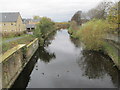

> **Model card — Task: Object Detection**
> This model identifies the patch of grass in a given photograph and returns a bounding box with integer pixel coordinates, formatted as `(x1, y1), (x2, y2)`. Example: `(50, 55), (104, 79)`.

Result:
(2, 34), (28, 42)
(1, 35), (35, 54)
(2, 31), (26, 38)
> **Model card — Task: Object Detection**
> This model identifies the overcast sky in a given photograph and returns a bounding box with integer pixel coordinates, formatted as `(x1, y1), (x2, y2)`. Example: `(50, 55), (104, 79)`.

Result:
(0, 0), (118, 22)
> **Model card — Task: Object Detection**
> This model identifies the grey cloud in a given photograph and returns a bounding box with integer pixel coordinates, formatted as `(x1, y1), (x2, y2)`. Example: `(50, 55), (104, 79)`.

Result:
(0, 0), (117, 22)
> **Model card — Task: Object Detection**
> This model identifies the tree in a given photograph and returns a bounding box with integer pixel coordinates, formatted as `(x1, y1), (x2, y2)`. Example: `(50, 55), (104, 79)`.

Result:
(33, 16), (41, 20)
(34, 17), (55, 39)
(87, 1), (114, 19)
(107, 2), (119, 32)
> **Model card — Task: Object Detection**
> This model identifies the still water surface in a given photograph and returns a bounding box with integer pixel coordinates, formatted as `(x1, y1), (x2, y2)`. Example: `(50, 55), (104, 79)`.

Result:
(12, 29), (119, 88)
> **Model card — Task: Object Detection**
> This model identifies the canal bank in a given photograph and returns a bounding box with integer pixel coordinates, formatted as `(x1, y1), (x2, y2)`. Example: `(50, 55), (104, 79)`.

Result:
(0, 38), (39, 89)
(68, 30), (120, 70)
(11, 29), (119, 88)
(104, 34), (120, 70)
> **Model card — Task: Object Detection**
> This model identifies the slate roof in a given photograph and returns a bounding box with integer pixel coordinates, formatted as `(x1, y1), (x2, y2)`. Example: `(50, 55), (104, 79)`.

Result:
(26, 24), (36, 28)
(0, 12), (20, 22)
(22, 18), (41, 24)
(31, 19), (41, 22)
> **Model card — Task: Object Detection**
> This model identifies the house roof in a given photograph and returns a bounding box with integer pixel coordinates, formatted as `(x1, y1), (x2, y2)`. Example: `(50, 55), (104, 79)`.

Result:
(26, 24), (36, 28)
(31, 19), (41, 22)
(0, 12), (20, 22)
(22, 18), (41, 24)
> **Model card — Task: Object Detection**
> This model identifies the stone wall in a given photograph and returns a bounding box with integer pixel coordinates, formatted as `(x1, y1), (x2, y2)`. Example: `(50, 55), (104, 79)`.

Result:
(0, 38), (39, 89)
(104, 34), (120, 70)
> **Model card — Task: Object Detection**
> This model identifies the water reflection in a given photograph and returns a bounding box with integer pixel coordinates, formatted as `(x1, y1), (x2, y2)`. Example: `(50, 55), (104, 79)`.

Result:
(78, 50), (119, 87)
(38, 46), (56, 63)
(39, 31), (57, 63)
(44, 31), (57, 47)
(11, 49), (39, 89)
(11, 31), (57, 88)
(70, 37), (84, 48)
(11, 30), (119, 88)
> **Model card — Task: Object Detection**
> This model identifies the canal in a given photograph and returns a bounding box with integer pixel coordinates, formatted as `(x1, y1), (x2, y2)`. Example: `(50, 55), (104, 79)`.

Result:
(12, 29), (119, 88)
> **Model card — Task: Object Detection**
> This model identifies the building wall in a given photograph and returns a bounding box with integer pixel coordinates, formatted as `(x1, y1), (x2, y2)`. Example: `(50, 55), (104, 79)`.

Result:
(0, 22), (2, 33)
(0, 14), (25, 33)
(0, 22), (17, 33)
(16, 15), (25, 32)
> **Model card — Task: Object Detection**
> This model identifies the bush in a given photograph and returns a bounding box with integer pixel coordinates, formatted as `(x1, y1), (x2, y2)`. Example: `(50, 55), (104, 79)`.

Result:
(79, 19), (110, 50)
(68, 21), (79, 38)
(107, 2), (119, 33)
(69, 19), (110, 51)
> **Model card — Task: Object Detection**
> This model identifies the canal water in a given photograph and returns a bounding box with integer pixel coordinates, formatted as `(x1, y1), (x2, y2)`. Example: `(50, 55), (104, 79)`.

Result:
(12, 29), (119, 88)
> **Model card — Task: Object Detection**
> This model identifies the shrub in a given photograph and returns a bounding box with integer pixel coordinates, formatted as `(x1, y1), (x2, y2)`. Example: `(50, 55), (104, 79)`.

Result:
(107, 2), (119, 33)
(79, 19), (110, 50)
(68, 21), (79, 38)
(69, 19), (110, 51)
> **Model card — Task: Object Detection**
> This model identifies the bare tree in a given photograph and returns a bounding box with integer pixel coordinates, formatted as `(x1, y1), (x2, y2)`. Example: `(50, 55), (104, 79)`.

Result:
(87, 1), (114, 19)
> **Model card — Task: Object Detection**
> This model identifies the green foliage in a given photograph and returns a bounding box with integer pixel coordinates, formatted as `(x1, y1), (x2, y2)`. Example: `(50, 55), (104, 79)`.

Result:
(2, 43), (10, 54)
(69, 19), (110, 51)
(1, 35), (35, 54)
(33, 25), (42, 38)
(2, 31), (26, 38)
(33, 16), (41, 20)
(68, 21), (79, 38)
(34, 17), (55, 39)
(55, 22), (70, 29)
(107, 2), (119, 32)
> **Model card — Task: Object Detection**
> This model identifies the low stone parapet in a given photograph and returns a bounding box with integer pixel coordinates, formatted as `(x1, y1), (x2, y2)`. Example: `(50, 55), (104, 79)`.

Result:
(0, 38), (39, 89)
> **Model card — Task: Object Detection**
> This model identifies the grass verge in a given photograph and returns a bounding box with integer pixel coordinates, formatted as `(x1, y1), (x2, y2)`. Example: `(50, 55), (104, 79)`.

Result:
(1, 35), (35, 54)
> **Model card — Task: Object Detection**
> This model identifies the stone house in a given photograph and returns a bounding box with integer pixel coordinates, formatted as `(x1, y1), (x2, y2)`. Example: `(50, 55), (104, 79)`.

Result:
(0, 12), (25, 33)
(23, 18), (40, 33)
